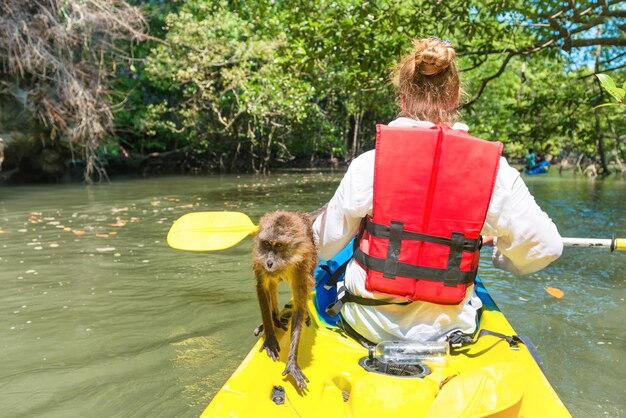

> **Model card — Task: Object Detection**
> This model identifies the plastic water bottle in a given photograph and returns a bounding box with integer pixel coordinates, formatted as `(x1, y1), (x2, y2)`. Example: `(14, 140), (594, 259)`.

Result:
(370, 340), (449, 364)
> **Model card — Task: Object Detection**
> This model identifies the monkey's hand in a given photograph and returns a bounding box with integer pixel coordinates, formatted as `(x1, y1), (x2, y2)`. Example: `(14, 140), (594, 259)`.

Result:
(260, 335), (280, 361)
(283, 361), (309, 390)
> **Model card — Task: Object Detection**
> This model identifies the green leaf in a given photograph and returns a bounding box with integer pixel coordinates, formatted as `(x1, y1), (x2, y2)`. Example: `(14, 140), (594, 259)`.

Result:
(596, 74), (625, 102)
(596, 73), (616, 89)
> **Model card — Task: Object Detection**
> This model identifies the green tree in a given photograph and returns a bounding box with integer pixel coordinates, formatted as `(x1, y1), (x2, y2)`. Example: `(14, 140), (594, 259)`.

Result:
(140, 2), (315, 173)
(115, 0), (625, 175)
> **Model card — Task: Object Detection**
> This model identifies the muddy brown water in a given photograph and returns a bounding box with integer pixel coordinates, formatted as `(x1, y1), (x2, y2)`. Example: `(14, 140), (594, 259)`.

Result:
(0, 172), (624, 417)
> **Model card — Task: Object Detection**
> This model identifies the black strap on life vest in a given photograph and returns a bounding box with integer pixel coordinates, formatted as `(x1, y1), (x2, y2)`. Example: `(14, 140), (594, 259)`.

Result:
(354, 246), (476, 286)
(363, 218), (480, 251)
(355, 217), (480, 287)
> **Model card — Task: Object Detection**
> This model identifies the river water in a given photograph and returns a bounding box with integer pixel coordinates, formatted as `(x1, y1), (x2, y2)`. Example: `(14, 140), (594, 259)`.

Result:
(0, 172), (624, 417)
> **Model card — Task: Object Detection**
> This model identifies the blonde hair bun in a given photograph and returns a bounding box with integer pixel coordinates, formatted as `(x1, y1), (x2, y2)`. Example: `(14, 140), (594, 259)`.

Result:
(413, 37), (455, 76)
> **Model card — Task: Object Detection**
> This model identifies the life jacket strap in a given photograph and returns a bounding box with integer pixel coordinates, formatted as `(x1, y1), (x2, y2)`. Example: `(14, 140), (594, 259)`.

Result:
(358, 217), (479, 287)
(354, 246), (477, 286)
(364, 217), (480, 251)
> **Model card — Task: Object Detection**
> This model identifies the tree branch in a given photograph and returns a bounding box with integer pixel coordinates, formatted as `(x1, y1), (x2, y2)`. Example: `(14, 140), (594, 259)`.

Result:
(457, 0), (626, 105)
(462, 53), (517, 109)
(579, 62), (626, 78)
(569, 37), (626, 47)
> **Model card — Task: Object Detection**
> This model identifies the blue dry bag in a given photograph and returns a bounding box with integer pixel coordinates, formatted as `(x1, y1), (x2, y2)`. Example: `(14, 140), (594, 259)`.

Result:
(313, 239), (354, 326)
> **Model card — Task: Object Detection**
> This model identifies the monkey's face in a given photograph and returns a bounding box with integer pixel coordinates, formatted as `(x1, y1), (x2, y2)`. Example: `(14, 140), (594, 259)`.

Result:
(257, 239), (290, 273)
(253, 211), (312, 275)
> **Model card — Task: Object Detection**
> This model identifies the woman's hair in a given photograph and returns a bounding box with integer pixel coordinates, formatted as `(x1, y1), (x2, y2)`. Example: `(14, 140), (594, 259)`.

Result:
(392, 37), (460, 125)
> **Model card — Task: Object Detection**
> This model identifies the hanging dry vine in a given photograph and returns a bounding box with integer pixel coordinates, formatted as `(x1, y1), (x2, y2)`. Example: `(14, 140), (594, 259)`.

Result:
(0, 0), (147, 182)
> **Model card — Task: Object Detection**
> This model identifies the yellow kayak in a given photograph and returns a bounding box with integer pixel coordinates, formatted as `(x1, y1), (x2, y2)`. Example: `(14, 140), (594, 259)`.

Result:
(201, 279), (570, 417)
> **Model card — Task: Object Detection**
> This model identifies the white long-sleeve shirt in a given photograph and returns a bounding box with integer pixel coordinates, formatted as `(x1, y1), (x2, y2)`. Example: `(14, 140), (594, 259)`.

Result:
(313, 117), (563, 343)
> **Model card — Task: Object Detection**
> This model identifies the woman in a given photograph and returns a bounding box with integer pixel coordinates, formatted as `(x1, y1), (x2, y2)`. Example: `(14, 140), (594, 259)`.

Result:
(312, 37), (562, 344)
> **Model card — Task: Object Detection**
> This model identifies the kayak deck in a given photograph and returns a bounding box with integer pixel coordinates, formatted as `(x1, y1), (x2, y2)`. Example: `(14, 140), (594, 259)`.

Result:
(201, 281), (570, 417)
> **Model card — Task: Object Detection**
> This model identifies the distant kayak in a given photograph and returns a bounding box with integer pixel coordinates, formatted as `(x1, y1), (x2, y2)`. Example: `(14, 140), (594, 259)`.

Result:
(525, 160), (550, 175)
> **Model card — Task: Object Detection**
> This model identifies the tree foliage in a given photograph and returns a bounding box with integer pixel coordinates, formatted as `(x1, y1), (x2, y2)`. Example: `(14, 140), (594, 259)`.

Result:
(1, 0), (625, 181)
(141, 2), (315, 173)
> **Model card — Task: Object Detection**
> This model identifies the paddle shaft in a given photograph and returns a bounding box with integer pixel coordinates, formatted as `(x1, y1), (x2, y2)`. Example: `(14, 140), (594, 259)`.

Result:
(168, 210), (625, 253)
(562, 237), (625, 252)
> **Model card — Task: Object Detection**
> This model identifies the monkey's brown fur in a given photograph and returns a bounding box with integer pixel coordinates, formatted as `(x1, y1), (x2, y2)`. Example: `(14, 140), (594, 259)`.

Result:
(252, 210), (317, 390)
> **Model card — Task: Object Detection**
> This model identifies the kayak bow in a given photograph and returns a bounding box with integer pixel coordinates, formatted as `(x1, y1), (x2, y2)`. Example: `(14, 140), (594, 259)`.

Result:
(200, 278), (570, 418)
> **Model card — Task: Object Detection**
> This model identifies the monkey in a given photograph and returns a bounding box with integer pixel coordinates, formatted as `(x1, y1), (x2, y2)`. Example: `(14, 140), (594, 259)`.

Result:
(252, 209), (320, 390)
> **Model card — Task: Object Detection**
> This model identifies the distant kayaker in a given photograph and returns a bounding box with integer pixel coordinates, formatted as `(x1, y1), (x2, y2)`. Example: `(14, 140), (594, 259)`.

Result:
(312, 37), (563, 345)
(525, 148), (537, 170)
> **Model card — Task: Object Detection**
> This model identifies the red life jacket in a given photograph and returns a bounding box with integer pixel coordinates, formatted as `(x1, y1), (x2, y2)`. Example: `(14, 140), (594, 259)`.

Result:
(354, 124), (503, 305)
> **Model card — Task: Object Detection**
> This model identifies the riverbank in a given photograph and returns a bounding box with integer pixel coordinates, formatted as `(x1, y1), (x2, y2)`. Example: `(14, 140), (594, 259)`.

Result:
(0, 137), (346, 185)
(1, 138), (624, 186)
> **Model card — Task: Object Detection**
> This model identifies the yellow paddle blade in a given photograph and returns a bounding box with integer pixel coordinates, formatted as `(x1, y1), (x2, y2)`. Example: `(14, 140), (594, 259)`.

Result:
(167, 211), (258, 252)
